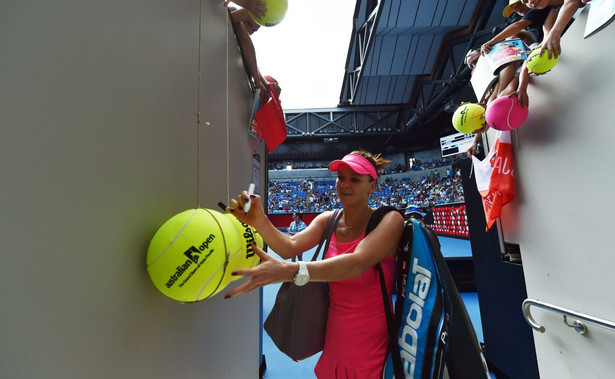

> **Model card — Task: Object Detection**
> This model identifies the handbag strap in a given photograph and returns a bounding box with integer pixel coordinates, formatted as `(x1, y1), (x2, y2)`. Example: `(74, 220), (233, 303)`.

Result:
(306, 209), (342, 262)
(367, 206), (405, 379)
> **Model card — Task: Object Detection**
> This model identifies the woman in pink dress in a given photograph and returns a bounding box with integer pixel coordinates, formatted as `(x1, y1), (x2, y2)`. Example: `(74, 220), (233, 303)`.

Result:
(224, 150), (405, 378)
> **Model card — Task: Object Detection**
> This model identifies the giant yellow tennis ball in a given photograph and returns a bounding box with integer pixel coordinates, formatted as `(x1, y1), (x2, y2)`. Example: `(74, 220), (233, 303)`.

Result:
(526, 48), (559, 74)
(249, 0), (288, 27)
(146, 208), (260, 302)
(452, 103), (485, 134)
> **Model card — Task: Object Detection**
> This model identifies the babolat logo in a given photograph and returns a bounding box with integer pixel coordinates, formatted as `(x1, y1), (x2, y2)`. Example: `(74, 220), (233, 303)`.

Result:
(165, 233), (216, 289)
(238, 221), (256, 258)
(399, 257), (432, 377)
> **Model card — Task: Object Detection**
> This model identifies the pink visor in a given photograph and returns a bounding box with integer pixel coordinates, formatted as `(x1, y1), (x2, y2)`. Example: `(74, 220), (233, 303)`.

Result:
(329, 153), (377, 181)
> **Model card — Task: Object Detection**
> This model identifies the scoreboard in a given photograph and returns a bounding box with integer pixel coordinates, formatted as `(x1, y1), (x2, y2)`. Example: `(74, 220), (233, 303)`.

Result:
(440, 132), (476, 157)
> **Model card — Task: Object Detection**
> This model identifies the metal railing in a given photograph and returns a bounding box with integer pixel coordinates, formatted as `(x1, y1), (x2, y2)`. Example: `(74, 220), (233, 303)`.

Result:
(523, 298), (615, 335)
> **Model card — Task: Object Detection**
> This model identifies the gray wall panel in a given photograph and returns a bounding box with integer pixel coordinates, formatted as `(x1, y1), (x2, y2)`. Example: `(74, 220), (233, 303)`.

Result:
(0, 1), (265, 378)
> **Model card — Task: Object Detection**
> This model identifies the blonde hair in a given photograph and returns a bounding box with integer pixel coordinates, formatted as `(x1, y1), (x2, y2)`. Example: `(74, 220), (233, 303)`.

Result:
(350, 149), (391, 180)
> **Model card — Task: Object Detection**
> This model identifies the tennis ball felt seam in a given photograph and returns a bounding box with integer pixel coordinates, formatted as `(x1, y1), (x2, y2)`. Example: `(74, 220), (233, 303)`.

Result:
(195, 259), (227, 301)
(227, 245), (244, 261)
(201, 208), (231, 299)
(506, 97), (513, 130)
(147, 209), (197, 267)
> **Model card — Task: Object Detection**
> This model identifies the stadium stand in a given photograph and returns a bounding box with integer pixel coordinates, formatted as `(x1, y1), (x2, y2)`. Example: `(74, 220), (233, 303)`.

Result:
(267, 156), (470, 238)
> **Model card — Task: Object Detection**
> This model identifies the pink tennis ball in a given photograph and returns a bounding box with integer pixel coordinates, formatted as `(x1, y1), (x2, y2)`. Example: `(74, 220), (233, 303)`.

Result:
(485, 95), (528, 131)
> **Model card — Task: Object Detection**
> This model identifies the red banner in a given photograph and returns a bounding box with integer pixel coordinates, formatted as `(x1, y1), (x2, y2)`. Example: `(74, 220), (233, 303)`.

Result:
(253, 83), (287, 153)
(471, 131), (515, 231)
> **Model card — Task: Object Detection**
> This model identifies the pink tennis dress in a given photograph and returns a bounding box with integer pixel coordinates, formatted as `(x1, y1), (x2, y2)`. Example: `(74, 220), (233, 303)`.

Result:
(314, 232), (395, 379)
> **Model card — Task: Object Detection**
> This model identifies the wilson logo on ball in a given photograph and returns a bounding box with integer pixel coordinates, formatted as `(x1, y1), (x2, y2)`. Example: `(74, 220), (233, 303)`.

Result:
(238, 221), (257, 258)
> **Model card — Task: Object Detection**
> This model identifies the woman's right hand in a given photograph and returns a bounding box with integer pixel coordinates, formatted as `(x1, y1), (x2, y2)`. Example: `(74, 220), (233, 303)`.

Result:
(226, 191), (266, 228)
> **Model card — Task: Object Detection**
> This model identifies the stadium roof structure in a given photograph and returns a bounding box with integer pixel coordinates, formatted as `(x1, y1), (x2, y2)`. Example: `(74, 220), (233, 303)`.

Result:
(271, 0), (509, 161)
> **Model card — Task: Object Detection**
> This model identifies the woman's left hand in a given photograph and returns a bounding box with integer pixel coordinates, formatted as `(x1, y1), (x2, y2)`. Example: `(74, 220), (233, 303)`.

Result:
(224, 243), (293, 298)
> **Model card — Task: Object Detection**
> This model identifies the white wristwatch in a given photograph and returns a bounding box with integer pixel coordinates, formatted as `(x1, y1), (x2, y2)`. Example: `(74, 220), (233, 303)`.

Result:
(293, 261), (310, 286)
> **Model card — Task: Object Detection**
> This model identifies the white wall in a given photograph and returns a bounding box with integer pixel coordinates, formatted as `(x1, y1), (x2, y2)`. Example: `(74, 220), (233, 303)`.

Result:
(494, 7), (615, 378)
(0, 1), (265, 378)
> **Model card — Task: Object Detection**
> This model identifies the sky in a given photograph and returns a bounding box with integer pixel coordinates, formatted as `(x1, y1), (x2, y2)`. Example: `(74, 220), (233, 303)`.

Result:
(250, 0), (357, 110)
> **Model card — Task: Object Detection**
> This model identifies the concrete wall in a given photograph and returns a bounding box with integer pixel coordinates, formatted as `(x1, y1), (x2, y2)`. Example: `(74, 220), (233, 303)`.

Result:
(489, 7), (615, 378)
(0, 1), (265, 378)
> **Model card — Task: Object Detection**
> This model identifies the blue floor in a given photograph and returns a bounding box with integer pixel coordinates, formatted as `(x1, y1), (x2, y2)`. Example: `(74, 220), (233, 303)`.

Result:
(262, 236), (484, 378)
(439, 235), (473, 258)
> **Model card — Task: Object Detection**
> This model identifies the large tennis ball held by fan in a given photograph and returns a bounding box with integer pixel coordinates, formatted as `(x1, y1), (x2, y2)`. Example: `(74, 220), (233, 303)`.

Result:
(526, 47), (559, 74)
(146, 209), (235, 302)
(485, 95), (529, 131)
(249, 0), (288, 27)
(452, 103), (486, 134)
